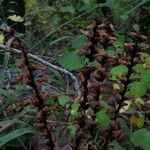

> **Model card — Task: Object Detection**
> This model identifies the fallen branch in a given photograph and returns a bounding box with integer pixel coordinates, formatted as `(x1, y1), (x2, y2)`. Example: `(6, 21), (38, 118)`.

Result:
(0, 44), (81, 96)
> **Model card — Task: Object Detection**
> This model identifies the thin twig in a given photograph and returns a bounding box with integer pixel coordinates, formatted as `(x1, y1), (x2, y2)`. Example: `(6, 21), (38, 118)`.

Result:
(0, 44), (81, 96)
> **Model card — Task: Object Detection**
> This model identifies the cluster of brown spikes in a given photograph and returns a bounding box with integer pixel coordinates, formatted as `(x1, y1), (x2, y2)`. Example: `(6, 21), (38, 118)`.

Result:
(2, 27), (55, 150)
(75, 17), (149, 150)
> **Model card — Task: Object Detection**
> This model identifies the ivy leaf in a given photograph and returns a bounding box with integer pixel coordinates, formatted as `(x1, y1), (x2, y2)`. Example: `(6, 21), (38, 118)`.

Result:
(8, 15), (23, 22)
(128, 64), (150, 98)
(131, 128), (150, 150)
(129, 82), (146, 98)
(57, 51), (85, 70)
(110, 65), (128, 80)
(96, 108), (111, 128)
(58, 95), (69, 106)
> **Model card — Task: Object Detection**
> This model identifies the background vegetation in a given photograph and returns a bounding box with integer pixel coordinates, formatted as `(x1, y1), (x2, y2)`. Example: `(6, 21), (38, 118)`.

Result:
(0, 0), (150, 150)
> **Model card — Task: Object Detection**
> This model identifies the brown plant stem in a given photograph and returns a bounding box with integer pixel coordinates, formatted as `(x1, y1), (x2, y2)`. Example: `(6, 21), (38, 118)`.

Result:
(19, 44), (54, 150)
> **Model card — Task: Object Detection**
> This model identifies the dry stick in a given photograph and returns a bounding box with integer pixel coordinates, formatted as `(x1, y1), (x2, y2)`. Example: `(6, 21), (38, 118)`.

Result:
(0, 44), (81, 96)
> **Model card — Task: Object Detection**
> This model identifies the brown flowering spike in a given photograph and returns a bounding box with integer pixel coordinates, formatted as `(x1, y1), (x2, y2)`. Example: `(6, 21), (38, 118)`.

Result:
(124, 43), (135, 50)
(128, 77), (141, 83)
(132, 69), (140, 74)
(97, 30), (109, 39)
(139, 35), (148, 41)
(80, 29), (92, 38)
(118, 58), (129, 65)
(128, 32), (138, 39)
(42, 91), (49, 101)
(17, 57), (26, 68)
(31, 64), (46, 71)
(36, 76), (49, 83)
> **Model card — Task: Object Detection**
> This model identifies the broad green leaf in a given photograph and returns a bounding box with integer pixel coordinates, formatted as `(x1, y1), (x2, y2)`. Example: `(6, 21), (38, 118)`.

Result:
(111, 65), (128, 80)
(71, 35), (87, 49)
(0, 34), (4, 44)
(0, 128), (35, 147)
(129, 82), (146, 98)
(128, 64), (150, 97)
(106, 46), (116, 56)
(130, 113), (145, 128)
(112, 35), (125, 48)
(57, 51), (85, 70)
(58, 95), (69, 106)
(71, 102), (80, 116)
(130, 128), (150, 150)
(96, 108), (111, 128)
(8, 15), (23, 22)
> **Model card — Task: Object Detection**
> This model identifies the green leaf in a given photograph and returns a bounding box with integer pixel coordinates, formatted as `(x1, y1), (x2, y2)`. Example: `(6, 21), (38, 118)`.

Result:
(68, 124), (77, 140)
(71, 102), (80, 116)
(133, 24), (140, 32)
(57, 51), (85, 70)
(3, 52), (10, 68)
(71, 35), (88, 49)
(60, 6), (75, 14)
(130, 113), (145, 128)
(0, 89), (16, 102)
(108, 140), (124, 150)
(52, 15), (61, 25)
(48, 36), (69, 47)
(130, 128), (150, 150)
(129, 82), (146, 98)
(105, 0), (115, 8)
(0, 128), (35, 147)
(128, 64), (150, 97)
(111, 65), (128, 80)
(96, 108), (111, 128)
(58, 95), (69, 106)
(8, 15), (23, 22)
(120, 15), (128, 21)
(112, 35), (125, 48)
